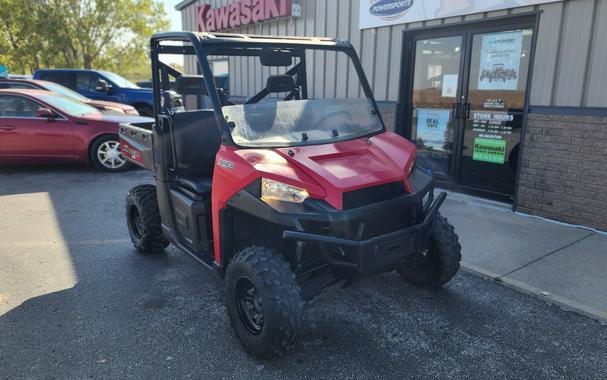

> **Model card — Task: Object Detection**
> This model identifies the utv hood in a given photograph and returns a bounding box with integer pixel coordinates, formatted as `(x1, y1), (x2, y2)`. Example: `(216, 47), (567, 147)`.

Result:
(275, 132), (416, 210)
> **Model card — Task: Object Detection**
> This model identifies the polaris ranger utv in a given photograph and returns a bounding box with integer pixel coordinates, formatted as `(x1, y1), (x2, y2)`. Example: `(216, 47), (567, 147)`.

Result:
(120, 32), (461, 359)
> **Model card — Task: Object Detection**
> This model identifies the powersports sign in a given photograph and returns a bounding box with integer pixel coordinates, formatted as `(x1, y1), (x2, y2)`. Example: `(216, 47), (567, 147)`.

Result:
(195, 0), (300, 32)
(360, 0), (560, 29)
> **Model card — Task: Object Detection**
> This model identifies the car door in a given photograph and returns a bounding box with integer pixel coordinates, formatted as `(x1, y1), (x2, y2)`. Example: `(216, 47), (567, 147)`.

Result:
(37, 71), (76, 90)
(0, 94), (75, 160)
(76, 72), (121, 102)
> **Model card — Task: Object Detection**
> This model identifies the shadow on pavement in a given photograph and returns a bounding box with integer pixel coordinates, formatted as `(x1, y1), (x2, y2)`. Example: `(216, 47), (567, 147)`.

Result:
(1, 165), (607, 379)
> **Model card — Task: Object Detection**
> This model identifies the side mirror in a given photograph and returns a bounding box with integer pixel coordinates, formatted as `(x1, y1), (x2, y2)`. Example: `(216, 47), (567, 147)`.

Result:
(36, 108), (58, 119)
(95, 79), (111, 93)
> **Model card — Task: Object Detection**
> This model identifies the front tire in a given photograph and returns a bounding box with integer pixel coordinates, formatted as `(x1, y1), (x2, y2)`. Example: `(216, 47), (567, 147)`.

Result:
(125, 185), (169, 254)
(90, 135), (131, 172)
(225, 247), (303, 360)
(396, 213), (461, 287)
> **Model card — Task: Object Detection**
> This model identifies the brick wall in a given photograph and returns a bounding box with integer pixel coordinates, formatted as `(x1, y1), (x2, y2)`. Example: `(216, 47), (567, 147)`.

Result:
(516, 113), (607, 231)
(377, 102), (397, 132)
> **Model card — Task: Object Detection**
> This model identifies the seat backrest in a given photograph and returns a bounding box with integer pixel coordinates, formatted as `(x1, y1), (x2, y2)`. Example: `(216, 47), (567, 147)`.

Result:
(171, 110), (221, 175)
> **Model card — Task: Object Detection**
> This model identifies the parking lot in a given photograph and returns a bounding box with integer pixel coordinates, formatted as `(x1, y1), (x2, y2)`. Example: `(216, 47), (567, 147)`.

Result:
(1, 165), (607, 379)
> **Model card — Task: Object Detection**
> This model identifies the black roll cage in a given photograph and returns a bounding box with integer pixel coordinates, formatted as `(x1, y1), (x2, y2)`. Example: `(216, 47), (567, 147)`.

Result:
(150, 31), (385, 147)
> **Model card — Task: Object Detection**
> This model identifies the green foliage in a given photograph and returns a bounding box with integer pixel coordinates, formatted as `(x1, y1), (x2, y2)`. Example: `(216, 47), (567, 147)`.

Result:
(0, 0), (170, 78)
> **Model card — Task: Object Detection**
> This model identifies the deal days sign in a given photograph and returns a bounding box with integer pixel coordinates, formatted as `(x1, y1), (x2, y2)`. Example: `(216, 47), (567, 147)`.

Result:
(195, 0), (299, 32)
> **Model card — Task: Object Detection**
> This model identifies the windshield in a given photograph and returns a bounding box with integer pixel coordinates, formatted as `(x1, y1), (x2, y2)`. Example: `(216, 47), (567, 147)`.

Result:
(100, 71), (140, 89)
(176, 45), (384, 148)
(224, 98), (382, 147)
(42, 82), (89, 101)
(37, 93), (100, 116)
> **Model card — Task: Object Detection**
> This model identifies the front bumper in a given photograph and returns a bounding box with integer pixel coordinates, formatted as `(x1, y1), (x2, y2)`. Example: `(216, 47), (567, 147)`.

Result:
(283, 190), (446, 273)
(226, 168), (443, 274)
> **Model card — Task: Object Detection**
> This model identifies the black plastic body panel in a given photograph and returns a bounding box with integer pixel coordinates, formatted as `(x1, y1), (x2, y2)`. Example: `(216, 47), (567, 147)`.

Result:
(169, 188), (212, 252)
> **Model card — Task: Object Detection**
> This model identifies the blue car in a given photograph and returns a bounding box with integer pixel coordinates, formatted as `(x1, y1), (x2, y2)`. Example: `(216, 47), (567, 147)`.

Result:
(33, 69), (181, 116)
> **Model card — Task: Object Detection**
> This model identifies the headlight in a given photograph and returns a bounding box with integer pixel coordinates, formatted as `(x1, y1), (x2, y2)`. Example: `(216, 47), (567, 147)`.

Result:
(261, 178), (309, 204)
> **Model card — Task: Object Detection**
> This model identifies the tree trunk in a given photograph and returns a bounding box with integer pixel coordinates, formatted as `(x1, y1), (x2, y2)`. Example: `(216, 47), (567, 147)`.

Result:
(83, 54), (92, 69)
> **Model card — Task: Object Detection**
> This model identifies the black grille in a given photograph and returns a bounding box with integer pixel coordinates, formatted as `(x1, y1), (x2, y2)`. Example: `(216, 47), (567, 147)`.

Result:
(342, 181), (406, 210)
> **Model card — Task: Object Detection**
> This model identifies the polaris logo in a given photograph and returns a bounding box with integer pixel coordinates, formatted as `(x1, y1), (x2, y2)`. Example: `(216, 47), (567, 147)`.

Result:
(369, 0), (413, 20)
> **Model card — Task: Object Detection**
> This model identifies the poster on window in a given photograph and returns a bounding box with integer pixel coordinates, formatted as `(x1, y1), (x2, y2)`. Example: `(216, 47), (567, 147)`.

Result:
(416, 108), (450, 152)
(477, 31), (523, 91)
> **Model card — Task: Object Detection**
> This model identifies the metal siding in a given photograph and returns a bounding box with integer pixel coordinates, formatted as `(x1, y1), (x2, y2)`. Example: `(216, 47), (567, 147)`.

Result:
(324, 0), (338, 98)
(553, 0), (595, 106)
(511, 5), (537, 13)
(347, 1), (362, 98)
(388, 24), (407, 101)
(335, 0), (351, 98)
(374, 27), (391, 101)
(530, 1), (564, 105)
(177, 0), (607, 107)
(361, 29), (376, 97)
(314, 0), (327, 98)
(585, 0), (607, 107)
(303, 0), (316, 97)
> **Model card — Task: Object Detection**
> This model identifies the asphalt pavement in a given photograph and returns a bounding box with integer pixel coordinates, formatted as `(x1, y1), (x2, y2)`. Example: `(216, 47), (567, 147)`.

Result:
(1, 165), (606, 379)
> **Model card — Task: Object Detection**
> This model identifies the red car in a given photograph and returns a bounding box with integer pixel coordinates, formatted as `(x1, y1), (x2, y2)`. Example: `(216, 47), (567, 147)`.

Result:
(0, 89), (153, 171)
(0, 78), (139, 115)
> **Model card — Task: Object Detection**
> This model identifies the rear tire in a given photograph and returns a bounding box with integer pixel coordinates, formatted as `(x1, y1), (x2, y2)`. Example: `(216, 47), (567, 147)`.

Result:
(396, 213), (461, 287)
(225, 246), (303, 360)
(125, 184), (169, 254)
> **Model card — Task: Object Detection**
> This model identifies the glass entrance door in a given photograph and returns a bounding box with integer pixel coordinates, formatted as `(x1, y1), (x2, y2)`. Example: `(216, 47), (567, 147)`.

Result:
(458, 28), (534, 195)
(410, 35), (463, 180)
(405, 22), (535, 198)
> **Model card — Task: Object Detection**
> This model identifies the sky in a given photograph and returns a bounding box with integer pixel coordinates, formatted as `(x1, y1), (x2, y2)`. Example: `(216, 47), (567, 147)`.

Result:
(161, 0), (183, 31)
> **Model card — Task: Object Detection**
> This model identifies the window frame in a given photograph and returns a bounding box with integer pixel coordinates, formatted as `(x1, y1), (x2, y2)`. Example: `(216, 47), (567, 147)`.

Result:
(0, 94), (68, 120)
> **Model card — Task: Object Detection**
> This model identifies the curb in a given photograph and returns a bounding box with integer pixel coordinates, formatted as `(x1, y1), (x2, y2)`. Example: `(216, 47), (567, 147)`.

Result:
(461, 263), (607, 324)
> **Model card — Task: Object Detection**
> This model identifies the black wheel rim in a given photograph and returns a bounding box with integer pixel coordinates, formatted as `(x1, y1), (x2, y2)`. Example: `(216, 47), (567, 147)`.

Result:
(236, 277), (264, 335)
(130, 206), (144, 239)
(402, 241), (439, 280)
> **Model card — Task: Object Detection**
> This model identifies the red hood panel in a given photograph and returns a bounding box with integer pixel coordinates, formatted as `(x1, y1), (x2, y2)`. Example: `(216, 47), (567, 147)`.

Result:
(276, 132), (416, 209)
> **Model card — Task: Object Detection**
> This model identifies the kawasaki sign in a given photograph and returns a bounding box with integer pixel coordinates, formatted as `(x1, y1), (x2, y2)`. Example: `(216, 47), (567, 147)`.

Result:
(195, 0), (300, 33)
(360, 0), (560, 29)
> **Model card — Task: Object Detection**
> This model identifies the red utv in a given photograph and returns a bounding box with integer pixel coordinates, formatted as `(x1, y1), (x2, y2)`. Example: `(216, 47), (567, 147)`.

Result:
(120, 32), (461, 359)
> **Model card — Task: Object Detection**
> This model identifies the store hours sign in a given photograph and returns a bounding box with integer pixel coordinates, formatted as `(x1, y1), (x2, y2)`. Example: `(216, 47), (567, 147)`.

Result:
(360, 0), (560, 29)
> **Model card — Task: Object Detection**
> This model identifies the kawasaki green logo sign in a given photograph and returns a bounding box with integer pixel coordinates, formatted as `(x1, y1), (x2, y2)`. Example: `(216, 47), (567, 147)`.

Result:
(473, 138), (506, 164)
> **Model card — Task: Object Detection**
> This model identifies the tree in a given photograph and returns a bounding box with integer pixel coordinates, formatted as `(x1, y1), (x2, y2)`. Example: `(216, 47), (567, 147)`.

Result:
(0, 0), (170, 77)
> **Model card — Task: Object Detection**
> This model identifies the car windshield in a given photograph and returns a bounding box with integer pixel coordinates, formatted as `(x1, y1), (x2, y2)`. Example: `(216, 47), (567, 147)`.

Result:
(223, 98), (382, 147)
(178, 45), (384, 148)
(101, 71), (140, 89)
(42, 82), (89, 102)
(37, 93), (100, 116)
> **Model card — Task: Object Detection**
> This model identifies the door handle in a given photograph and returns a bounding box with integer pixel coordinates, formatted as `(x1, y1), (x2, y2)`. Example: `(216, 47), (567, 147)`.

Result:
(453, 102), (462, 119)
(0, 125), (15, 131)
(463, 103), (471, 119)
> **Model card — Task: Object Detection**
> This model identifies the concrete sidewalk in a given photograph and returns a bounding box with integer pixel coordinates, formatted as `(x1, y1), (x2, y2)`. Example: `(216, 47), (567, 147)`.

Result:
(440, 191), (607, 322)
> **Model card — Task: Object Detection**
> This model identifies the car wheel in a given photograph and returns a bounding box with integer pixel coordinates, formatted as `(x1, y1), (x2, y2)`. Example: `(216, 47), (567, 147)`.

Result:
(396, 213), (461, 287)
(125, 184), (169, 254)
(90, 135), (131, 172)
(225, 246), (303, 360)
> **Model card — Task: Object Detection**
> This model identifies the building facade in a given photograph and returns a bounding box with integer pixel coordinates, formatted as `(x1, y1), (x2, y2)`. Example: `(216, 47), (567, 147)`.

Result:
(176, 0), (607, 232)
